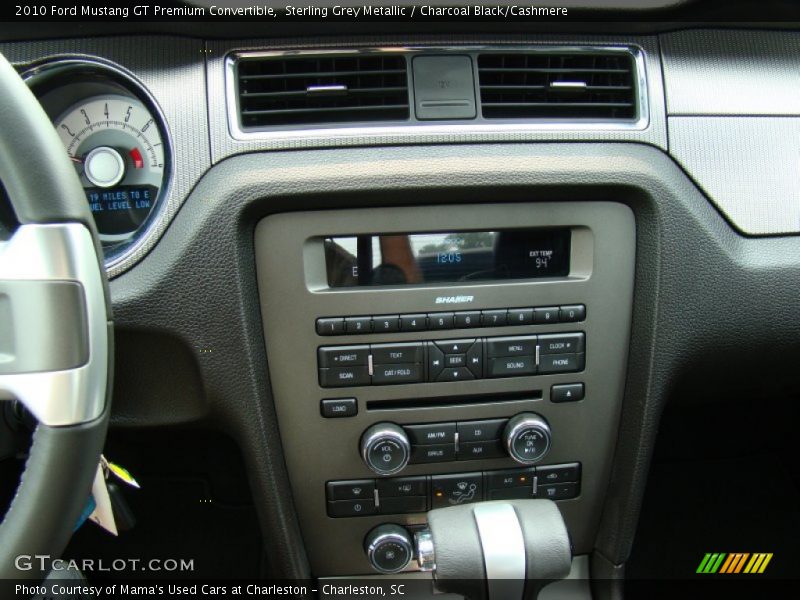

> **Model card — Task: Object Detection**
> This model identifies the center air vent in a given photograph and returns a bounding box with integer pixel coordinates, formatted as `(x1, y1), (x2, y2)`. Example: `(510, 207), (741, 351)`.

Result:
(477, 52), (637, 120)
(236, 54), (410, 128)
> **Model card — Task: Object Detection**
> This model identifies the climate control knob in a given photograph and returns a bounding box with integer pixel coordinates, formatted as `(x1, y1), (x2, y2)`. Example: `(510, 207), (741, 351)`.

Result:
(365, 524), (413, 574)
(360, 423), (411, 476)
(504, 413), (552, 465)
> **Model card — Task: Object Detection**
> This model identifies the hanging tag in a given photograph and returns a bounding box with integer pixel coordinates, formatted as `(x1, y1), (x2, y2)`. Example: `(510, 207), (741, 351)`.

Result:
(100, 454), (141, 489)
(88, 463), (118, 536)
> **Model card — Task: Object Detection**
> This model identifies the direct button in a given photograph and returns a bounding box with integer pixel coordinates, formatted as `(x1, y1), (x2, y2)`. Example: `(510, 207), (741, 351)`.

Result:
(371, 343), (424, 365)
(372, 364), (423, 385)
(326, 479), (376, 501)
(405, 423), (456, 445)
(319, 366), (370, 387)
(486, 336), (537, 358)
(318, 345), (369, 367)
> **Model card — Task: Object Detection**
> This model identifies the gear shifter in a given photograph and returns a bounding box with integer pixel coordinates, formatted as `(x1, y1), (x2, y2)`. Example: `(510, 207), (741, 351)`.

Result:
(414, 499), (572, 600)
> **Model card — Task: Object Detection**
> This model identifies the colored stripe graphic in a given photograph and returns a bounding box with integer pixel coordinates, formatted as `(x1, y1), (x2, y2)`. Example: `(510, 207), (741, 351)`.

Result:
(698, 552), (773, 574)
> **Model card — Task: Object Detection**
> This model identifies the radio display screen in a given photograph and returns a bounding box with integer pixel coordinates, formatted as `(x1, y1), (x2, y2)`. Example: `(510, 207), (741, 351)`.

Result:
(324, 228), (571, 287)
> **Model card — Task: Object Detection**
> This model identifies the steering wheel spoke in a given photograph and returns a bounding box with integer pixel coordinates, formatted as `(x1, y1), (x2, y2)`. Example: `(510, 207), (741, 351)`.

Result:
(0, 223), (108, 426)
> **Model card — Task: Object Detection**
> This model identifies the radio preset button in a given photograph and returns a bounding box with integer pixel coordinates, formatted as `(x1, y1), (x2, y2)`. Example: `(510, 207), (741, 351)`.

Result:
(454, 311), (481, 328)
(428, 312), (455, 330)
(488, 356), (537, 378)
(481, 309), (508, 327)
(371, 343), (424, 364)
(319, 366), (370, 387)
(317, 345), (370, 367)
(400, 314), (428, 331)
(345, 316), (373, 334)
(405, 423), (456, 445)
(533, 307), (560, 324)
(372, 364), (423, 385)
(486, 335), (536, 358)
(507, 308), (534, 325)
(559, 305), (586, 323)
(316, 317), (345, 336)
(373, 315), (400, 333)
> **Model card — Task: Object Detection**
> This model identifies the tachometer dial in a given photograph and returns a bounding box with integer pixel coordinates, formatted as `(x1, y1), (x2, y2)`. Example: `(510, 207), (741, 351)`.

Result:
(55, 95), (165, 242)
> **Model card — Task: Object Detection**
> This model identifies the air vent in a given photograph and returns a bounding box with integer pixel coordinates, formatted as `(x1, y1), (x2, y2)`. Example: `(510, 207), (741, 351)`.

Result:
(237, 54), (410, 128)
(477, 52), (637, 120)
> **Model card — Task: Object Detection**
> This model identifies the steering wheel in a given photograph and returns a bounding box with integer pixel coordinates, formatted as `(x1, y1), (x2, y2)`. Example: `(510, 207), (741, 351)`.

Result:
(0, 53), (112, 580)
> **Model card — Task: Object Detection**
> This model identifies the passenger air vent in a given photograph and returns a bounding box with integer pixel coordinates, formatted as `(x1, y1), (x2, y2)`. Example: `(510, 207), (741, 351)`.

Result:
(477, 51), (637, 120)
(236, 54), (410, 128)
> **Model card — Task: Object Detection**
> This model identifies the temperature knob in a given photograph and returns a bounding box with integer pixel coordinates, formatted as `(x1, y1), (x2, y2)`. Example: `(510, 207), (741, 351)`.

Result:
(360, 423), (411, 476)
(365, 524), (413, 574)
(504, 413), (552, 465)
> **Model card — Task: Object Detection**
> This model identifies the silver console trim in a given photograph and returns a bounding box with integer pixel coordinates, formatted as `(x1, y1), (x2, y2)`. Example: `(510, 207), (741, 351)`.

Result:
(226, 45), (649, 142)
(473, 502), (526, 599)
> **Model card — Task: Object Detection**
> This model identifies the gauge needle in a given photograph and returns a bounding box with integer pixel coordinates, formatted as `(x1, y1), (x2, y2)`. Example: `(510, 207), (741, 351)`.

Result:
(70, 155), (84, 164)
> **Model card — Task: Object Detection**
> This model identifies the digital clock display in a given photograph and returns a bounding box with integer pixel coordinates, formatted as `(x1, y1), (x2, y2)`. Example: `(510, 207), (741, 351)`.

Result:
(324, 228), (571, 287)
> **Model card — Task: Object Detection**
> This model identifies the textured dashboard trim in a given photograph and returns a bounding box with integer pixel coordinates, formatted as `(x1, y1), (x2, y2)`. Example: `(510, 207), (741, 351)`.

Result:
(207, 33), (667, 163)
(669, 116), (800, 236)
(0, 36), (212, 279)
(660, 30), (800, 116)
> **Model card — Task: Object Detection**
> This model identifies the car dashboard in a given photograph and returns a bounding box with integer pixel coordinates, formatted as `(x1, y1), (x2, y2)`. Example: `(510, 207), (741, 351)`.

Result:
(1, 13), (799, 594)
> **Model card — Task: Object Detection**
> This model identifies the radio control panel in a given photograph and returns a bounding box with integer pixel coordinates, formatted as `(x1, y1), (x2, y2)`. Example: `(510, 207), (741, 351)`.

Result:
(255, 201), (635, 575)
(318, 332), (586, 387)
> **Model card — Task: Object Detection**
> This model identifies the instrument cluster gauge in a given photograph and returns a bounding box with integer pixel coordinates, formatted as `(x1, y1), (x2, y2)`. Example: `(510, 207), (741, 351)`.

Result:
(22, 57), (172, 270)
(55, 95), (165, 244)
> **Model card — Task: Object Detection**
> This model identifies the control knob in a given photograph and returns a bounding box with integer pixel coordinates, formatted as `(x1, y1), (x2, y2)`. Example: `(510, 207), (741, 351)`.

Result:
(364, 524), (413, 574)
(360, 422), (411, 476)
(504, 413), (552, 465)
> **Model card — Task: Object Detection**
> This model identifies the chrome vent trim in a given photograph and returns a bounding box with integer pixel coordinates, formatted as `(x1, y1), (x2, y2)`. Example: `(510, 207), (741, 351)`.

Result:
(237, 53), (410, 128)
(226, 46), (649, 140)
(477, 51), (637, 120)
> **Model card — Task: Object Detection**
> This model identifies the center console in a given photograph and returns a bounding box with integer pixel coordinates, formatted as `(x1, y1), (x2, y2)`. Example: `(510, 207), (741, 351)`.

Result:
(255, 201), (635, 576)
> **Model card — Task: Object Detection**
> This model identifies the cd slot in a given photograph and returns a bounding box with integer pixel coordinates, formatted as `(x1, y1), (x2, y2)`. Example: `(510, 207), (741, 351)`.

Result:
(367, 390), (542, 411)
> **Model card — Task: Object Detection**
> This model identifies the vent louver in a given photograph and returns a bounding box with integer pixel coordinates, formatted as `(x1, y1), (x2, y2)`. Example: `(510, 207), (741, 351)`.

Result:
(477, 52), (637, 120)
(237, 54), (410, 128)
